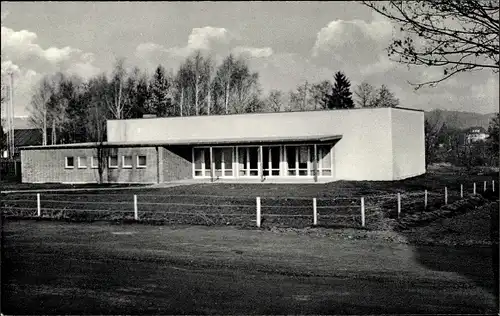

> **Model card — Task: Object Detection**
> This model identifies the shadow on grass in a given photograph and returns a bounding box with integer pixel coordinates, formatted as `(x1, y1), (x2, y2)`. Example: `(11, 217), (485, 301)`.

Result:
(396, 190), (499, 309)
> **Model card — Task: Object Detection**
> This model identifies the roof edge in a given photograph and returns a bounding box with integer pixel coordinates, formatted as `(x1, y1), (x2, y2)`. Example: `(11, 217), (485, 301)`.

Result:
(19, 135), (344, 150)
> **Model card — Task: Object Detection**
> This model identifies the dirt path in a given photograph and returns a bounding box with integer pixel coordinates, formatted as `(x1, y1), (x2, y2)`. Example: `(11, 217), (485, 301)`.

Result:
(1, 220), (497, 314)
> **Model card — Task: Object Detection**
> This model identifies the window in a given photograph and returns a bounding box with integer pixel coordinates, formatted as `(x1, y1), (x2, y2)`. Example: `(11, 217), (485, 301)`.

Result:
(318, 145), (333, 176)
(77, 157), (87, 169)
(91, 156), (98, 169)
(108, 156), (118, 168)
(137, 155), (147, 168)
(65, 157), (75, 169)
(122, 155), (133, 168)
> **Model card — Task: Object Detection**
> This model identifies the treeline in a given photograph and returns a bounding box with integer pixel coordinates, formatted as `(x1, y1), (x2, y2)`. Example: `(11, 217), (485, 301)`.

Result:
(27, 51), (401, 145)
(425, 113), (500, 168)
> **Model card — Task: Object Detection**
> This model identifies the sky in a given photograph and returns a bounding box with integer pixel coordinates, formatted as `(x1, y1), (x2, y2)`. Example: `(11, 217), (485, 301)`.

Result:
(1, 1), (498, 118)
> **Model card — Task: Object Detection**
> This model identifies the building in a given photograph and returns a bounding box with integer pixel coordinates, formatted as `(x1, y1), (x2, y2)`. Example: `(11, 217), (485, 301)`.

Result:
(465, 126), (488, 144)
(19, 107), (426, 184)
(2, 116), (42, 158)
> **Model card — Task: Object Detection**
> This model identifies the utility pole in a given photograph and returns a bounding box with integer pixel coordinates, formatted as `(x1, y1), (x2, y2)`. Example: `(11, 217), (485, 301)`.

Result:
(8, 72), (14, 159)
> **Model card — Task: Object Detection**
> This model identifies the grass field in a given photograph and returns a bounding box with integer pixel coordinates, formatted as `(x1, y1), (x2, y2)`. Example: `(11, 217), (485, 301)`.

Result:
(1, 166), (498, 229)
(1, 165), (498, 314)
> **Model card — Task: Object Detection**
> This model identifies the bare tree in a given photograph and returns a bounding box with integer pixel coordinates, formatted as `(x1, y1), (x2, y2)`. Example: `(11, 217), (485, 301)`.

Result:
(265, 90), (284, 112)
(373, 84), (400, 108)
(309, 80), (332, 110)
(215, 54), (236, 114)
(106, 58), (128, 119)
(204, 56), (215, 115)
(362, 1), (499, 89)
(191, 51), (205, 116)
(230, 58), (261, 113)
(28, 76), (54, 146)
(354, 82), (376, 107)
(86, 75), (109, 183)
(425, 110), (446, 167)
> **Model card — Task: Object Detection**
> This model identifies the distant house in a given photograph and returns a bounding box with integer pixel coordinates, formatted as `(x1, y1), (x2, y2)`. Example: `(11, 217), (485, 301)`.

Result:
(2, 116), (42, 158)
(465, 126), (488, 144)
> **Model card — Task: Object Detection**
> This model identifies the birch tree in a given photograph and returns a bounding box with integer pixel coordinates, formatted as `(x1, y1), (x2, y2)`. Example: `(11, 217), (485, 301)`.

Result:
(203, 56), (215, 115)
(29, 76), (54, 145)
(215, 54), (236, 114)
(230, 58), (262, 113)
(106, 58), (128, 119)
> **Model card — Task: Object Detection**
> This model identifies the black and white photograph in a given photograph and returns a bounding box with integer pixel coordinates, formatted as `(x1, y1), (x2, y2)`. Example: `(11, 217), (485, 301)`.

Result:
(1, 1), (499, 315)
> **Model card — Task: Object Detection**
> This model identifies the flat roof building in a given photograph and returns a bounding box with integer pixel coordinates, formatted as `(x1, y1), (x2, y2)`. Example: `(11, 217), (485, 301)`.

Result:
(20, 107), (425, 184)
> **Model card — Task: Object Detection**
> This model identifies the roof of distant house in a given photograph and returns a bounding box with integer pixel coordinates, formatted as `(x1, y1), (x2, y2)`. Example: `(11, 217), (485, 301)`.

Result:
(1, 116), (34, 130)
(466, 126), (487, 134)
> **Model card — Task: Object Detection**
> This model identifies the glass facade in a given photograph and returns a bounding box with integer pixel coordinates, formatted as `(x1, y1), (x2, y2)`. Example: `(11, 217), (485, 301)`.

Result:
(192, 144), (334, 180)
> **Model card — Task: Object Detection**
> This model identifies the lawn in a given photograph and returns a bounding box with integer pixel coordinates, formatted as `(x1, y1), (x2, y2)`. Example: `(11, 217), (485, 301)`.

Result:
(1, 165), (498, 229)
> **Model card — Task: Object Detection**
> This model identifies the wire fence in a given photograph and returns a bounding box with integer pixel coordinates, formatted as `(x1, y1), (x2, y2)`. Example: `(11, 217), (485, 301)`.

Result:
(1, 179), (497, 228)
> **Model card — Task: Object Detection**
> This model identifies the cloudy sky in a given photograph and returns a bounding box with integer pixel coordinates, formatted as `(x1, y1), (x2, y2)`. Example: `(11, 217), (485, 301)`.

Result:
(1, 1), (498, 118)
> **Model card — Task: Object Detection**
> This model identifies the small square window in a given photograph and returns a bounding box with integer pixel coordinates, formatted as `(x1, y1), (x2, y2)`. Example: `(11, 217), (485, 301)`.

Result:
(77, 157), (87, 169)
(137, 155), (147, 168)
(65, 157), (74, 169)
(108, 156), (118, 168)
(122, 155), (133, 168)
(91, 156), (98, 169)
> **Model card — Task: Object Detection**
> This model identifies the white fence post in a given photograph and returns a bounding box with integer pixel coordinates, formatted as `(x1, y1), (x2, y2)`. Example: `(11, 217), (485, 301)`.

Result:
(397, 193), (401, 217)
(460, 184), (463, 198)
(493, 180), (496, 192)
(37, 193), (41, 217)
(361, 197), (365, 227)
(313, 198), (317, 226)
(484, 181), (487, 192)
(445, 187), (448, 205)
(134, 195), (138, 220)
(256, 197), (261, 228)
(424, 190), (428, 209)
(473, 182), (477, 195)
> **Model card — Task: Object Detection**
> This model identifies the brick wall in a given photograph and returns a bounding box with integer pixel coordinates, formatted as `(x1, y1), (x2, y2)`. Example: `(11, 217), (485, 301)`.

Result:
(162, 146), (192, 181)
(21, 146), (159, 183)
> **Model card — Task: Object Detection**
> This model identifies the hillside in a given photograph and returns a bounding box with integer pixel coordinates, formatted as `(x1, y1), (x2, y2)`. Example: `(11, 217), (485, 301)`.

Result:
(425, 110), (496, 131)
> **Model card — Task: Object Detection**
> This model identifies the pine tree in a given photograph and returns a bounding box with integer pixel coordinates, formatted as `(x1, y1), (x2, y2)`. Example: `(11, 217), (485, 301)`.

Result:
(326, 71), (354, 109)
(149, 65), (173, 117)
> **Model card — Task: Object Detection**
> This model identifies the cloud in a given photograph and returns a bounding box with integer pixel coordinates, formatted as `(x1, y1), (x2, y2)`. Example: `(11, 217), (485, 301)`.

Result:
(310, 15), (396, 78)
(232, 46), (273, 58)
(1, 26), (81, 64)
(135, 26), (233, 72)
(186, 27), (230, 51)
(1, 24), (101, 116)
(136, 26), (231, 61)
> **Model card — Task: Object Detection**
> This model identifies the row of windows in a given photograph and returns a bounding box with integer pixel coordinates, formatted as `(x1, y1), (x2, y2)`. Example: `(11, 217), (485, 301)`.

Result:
(65, 155), (147, 169)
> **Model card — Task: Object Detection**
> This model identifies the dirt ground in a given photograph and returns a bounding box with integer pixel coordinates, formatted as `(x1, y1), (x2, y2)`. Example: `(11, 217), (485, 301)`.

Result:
(1, 219), (497, 315)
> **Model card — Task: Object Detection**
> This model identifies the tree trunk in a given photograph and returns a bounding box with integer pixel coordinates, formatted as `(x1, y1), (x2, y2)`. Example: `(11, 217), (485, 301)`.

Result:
(43, 110), (47, 146)
(225, 82), (230, 114)
(195, 75), (200, 116)
(51, 120), (56, 145)
(207, 87), (211, 115)
(180, 88), (184, 117)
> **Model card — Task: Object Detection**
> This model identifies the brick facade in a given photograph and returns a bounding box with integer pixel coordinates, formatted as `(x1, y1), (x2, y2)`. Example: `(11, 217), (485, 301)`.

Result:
(21, 146), (160, 184)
